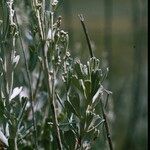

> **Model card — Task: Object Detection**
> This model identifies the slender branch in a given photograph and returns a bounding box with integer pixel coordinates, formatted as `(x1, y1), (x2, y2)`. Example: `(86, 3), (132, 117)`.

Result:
(32, 0), (44, 40)
(78, 14), (94, 58)
(42, 41), (63, 150)
(32, 1), (63, 148)
(100, 95), (113, 150)
(40, 9), (63, 149)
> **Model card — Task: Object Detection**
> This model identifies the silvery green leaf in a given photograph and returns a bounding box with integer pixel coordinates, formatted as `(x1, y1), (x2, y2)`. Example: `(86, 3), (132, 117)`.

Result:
(13, 55), (20, 68)
(19, 87), (29, 99)
(91, 70), (101, 97)
(10, 87), (23, 101)
(87, 115), (104, 132)
(84, 80), (91, 99)
(74, 60), (84, 79)
(92, 85), (103, 103)
(47, 29), (55, 41)
(0, 130), (8, 147)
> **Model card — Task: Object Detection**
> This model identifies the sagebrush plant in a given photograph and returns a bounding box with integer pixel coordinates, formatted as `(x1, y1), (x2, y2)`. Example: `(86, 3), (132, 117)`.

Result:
(0, 0), (113, 149)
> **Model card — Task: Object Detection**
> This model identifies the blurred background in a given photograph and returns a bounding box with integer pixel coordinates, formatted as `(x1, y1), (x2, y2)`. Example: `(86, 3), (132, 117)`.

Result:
(58, 0), (148, 149)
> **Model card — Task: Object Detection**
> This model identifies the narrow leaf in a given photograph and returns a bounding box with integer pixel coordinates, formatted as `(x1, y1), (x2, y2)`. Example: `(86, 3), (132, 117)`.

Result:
(0, 130), (8, 147)
(13, 55), (20, 68)
(10, 87), (23, 101)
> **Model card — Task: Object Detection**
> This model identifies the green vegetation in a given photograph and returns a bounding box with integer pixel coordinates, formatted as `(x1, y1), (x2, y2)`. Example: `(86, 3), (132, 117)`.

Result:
(0, 0), (115, 149)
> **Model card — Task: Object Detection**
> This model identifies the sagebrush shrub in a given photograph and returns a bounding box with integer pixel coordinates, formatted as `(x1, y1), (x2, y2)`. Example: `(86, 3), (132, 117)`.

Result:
(0, 0), (113, 149)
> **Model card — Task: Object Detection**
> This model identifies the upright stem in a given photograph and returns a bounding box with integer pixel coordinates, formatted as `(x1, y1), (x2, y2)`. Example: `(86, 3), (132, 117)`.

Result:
(52, 71), (63, 150)
(39, 8), (63, 149)
(42, 41), (63, 150)
(41, 11), (61, 149)
(33, 0), (44, 40)
(100, 96), (113, 150)
(78, 14), (94, 58)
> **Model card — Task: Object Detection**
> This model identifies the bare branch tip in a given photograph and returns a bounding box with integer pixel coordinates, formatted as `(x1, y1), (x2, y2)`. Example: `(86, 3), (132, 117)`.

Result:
(78, 14), (84, 21)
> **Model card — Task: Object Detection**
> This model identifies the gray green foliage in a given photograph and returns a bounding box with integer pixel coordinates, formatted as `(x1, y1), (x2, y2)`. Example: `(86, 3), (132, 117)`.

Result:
(0, 0), (113, 149)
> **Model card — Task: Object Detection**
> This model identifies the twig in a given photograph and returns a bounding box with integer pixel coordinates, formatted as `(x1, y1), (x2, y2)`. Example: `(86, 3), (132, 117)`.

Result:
(41, 41), (63, 150)
(33, 1), (63, 148)
(32, 0), (44, 40)
(100, 95), (113, 150)
(42, 9), (63, 150)
(78, 14), (94, 58)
